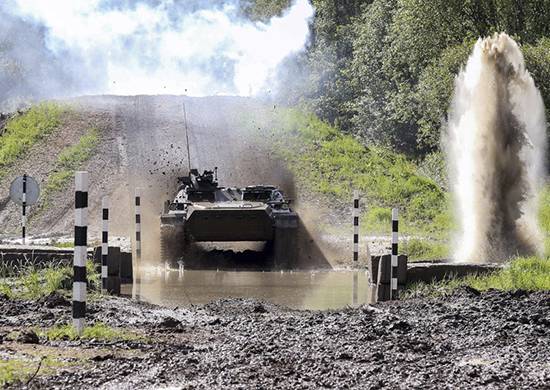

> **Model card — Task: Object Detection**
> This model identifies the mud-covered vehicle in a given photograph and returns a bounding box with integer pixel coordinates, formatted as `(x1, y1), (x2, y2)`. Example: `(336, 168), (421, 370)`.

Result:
(160, 168), (298, 268)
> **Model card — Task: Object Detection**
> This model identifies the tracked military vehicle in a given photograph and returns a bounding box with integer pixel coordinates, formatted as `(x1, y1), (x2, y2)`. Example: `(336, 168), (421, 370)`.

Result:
(160, 168), (298, 268)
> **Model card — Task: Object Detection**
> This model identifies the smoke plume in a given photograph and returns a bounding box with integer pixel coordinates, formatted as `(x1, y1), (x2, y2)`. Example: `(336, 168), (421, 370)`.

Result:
(445, 33), (547, 263)
(0, 0), (313, 109)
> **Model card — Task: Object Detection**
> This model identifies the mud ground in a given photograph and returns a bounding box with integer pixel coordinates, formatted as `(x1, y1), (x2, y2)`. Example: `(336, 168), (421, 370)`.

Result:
(1, 288), (549, 389)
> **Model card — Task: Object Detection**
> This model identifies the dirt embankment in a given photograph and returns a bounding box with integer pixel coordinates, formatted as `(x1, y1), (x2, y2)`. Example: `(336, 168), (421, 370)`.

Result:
(0, 95), (344, 267)
(2, 289), (550, 388)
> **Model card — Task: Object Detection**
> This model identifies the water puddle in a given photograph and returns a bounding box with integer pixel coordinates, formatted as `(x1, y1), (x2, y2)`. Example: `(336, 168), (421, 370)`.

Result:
(123, 270), (372, 310)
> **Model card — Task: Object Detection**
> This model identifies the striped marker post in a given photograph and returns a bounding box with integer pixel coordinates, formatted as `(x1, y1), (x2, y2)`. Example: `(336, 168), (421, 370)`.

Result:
(101, 196), (109, 291)
(133, 188), (142, 300)
(73, 171), (88, 335)
(22, 174), (27, 245)
(353, 190), (360, 262)
(391, 208), (399, 300)
(135, 189), (141, 263)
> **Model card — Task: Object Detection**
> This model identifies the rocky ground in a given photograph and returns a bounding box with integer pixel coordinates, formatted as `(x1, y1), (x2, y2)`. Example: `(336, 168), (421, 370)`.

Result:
(1, 288), (550, 389)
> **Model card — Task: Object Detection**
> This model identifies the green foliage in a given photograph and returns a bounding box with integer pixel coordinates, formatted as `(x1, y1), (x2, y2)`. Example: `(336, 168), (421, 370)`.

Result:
(415, 40), (474, 151)
(0, 356), (66, 387)
(45, 128), (99, 194)
(1, 260), (98, 300)
(404, 257), (550, 298)
(19, 265), (72, 300)
(240, 0), (291, 21)
(286, 0), (550, 156)
(273, 109), (448, 233)
(523, 37), (550, 119)
(44, 322), (140, 341)
(0, 103), (63, 174)
(0, 281), (13, 298)
(0, 359), (35, 387)
(402, 238), (449, 261)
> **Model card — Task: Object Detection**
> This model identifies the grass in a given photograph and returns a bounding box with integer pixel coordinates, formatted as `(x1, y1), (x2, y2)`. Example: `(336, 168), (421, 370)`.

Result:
(402, 238), (449, 261)
(43, 322), (141, 341)
(404, 257), (550, 298)
(263, 108), (450, 236)
(50, 240), (74, 248)
(0, 260), (99, 300)
(0, 358), (63, 387)
(0, 103), (63, 176)
(44, 128), (100, 195)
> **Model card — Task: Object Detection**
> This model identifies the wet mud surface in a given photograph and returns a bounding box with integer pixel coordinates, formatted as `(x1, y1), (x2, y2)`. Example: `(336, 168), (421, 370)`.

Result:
(1, 288), (550, 389)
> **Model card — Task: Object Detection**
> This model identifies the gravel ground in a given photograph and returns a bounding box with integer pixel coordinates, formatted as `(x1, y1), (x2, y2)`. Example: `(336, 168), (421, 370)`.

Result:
(1, 288), (550, 389)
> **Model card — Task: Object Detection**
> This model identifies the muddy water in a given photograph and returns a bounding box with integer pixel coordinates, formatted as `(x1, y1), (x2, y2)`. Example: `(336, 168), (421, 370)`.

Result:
(124, 270), (372, 310)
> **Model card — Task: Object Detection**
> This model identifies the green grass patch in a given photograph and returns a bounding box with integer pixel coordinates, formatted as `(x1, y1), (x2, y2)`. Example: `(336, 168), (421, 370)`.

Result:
(404, 257), (550, 298)
(265, 109), (449, 235)
(0, 103), (63, 176)
(0, 281), (13, 298)
(44, 128), (100, 195)
(0, 356), (70, 387)
(44, 322), (141, 341)
(0, 260), (99, 299)
(402, 238), (449, 261)
(0, 359), (36, 387)
(50, 240), (74, 248)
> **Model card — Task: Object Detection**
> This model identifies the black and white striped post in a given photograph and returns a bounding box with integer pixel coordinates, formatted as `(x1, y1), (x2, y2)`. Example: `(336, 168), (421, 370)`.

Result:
(101, 196), (109, 291)
(353, 190), (360, 262)
(391, 208), (399, 300)
(73, 171), (88, 335)
(21, 174), (27, 245)
(135, 189), (141, 264)
(133, 188), (142, 300)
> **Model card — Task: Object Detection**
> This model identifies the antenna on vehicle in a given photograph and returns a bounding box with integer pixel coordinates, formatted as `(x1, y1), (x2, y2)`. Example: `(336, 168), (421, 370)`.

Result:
(182, 102), (192, 173)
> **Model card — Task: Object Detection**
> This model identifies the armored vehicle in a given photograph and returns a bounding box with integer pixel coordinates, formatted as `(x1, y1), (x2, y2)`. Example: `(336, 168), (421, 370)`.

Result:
(160, 168), (298, 268)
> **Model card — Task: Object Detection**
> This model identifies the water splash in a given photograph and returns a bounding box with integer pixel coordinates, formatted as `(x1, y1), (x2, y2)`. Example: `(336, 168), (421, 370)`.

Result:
(445, 33), (547, 263)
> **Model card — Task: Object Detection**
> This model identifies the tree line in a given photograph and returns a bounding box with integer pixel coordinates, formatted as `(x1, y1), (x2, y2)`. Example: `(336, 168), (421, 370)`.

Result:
(277, 0), (550, 157)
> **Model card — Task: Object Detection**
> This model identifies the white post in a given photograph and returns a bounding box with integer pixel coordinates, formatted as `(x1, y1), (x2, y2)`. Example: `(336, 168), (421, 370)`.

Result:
(73, 171), (88, 335)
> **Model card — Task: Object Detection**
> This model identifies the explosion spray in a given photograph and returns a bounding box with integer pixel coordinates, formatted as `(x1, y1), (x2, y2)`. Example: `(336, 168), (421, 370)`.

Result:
(445, 33), (547, 263)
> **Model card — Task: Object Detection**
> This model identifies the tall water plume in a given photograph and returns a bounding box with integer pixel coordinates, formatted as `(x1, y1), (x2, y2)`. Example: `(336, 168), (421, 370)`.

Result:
(445, 33), (547, 263)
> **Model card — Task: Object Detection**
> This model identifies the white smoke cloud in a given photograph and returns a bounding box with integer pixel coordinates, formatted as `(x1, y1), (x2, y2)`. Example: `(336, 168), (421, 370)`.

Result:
(4, 0), (313, 97)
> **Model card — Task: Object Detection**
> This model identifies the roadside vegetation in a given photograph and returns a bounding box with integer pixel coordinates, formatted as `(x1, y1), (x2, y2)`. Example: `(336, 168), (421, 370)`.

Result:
(404, 257), (550, 298)
(0, 103), (63, 177)
(0, 260), (99, 299)
(265, 108), (451, 239)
